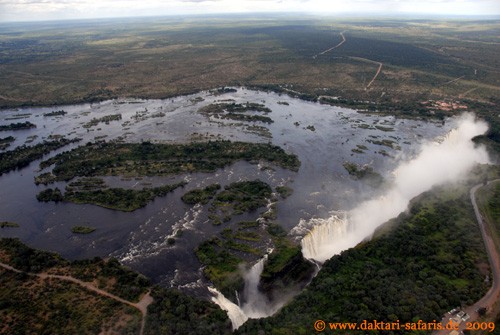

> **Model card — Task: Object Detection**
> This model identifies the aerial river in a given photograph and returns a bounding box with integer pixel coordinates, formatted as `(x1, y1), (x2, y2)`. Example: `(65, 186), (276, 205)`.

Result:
(0, 87), (455, 291)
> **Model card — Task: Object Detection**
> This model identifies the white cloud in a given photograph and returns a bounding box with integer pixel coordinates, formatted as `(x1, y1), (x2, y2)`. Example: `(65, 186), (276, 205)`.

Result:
(0, 0), (498, 21)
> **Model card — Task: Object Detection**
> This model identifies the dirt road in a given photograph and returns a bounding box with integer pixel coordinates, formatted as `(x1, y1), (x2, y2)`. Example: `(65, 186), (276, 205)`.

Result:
(0, 261), (153, 335)
(312, 32), (346, 59)
(434, 180), (500, 334)
(366, 62), (383, 89)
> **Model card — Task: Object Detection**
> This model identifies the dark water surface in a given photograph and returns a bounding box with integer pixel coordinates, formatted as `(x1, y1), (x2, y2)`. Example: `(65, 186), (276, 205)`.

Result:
(0, 88), (453, 290)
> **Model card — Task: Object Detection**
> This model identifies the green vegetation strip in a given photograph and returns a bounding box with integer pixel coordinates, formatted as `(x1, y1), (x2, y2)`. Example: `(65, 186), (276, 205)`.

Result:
(181, 184), (221, 205)
(37, 181), (186, 212)
(39, 140), (300, 181)
(0, 138), (80, 176)
(43, 110), (67, 117)
(0, 121), (36, 131)
(199, 102), (273, 124)
(71, 226), (96, 234)
(476, 181), (500, 253)
(0, 136), (15, 150)
(83, 114), (122, 128)
(0, 221), (19, 228)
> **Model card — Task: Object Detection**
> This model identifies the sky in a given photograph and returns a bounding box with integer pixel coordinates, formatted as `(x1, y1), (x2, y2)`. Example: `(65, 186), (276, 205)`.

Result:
(0, 0), (499, 22)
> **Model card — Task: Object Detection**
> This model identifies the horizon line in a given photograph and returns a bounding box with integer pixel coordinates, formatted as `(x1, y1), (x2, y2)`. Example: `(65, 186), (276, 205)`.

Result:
(1, 12), (500, 24)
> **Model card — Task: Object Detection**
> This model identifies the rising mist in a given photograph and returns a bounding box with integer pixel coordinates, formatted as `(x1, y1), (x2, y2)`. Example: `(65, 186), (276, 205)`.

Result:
(301, 113), (490, 263)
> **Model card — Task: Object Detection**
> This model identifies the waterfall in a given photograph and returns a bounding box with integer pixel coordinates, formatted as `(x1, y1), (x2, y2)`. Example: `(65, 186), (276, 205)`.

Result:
(208, 287), (248, 330)
(241, 255), (278, 318)
(209, 254), (283, 330)
(300, 212), (350, 263)
(298, 113), (489, 264)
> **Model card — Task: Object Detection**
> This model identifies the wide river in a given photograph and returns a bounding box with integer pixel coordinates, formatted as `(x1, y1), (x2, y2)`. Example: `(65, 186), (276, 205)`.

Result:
(0, 88), (453, 291)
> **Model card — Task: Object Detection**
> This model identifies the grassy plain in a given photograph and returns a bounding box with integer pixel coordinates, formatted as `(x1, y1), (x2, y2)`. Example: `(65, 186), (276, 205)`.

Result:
(2, 16), (499, 153)
(0, 16), (498, 109)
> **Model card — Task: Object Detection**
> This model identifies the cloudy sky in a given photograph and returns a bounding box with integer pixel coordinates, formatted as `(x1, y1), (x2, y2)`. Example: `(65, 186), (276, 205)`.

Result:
(1, 0), (499, 22)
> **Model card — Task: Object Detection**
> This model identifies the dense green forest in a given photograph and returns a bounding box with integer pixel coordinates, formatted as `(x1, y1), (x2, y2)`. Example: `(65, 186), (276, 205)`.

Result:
(144, 288), (231, 335)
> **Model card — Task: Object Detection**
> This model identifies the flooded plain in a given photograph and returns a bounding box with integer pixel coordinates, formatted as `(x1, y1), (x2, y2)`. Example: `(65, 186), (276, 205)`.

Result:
(0, 87), (454, 290)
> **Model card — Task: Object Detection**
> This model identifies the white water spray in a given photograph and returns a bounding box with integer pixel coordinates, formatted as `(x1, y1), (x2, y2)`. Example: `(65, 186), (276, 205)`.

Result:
(210, 254), (284, 330)
(300, 114), (490, 263)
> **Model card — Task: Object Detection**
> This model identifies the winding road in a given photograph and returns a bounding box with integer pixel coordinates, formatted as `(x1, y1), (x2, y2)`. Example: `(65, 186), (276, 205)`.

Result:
(434, 180), (500, 334)
(347, 56), (383, 89)
(0, 261), (153, 335)
(439, 75), (466, 87)
(366, 62), (383, 89)
(312, 32), (346, 59)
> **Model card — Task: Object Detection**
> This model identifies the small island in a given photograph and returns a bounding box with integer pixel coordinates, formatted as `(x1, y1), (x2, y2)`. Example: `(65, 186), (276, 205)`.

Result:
(0, 121), (36, 131)
(181, 183), (221, 205)
(37, 180), (187, 212)
(0, 221), (19, 228)
(43, 110), (67, 117)
(0, 138), (80, 176)
(199, 102), (274, 123)
(0, 136), (15, 150)
(71, 226), (96, 234)
(38, 140), (300, 182)
(209, 180), (272, 225)
(83, 114), (122, 128)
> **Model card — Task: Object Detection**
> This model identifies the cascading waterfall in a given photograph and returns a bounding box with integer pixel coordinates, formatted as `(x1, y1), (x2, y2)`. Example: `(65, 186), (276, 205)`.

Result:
(208, 287), (248, 329)
(300, 212), (350, 262)
(298, 113), (489, 264)
(241, 255), (280, 318)
(210, 254), (283, 330)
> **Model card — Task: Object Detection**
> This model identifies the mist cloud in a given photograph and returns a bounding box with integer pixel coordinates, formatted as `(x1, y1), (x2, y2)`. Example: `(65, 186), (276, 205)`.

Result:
(300, 113), (490, 263)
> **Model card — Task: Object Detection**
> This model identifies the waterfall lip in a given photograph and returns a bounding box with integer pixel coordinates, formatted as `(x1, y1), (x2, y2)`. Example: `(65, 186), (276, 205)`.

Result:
(299, 211), (351, 263)
(290, 210), (349, 240)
